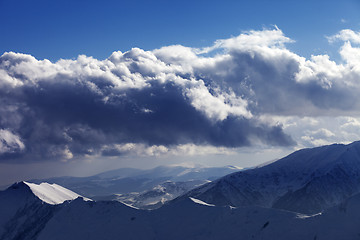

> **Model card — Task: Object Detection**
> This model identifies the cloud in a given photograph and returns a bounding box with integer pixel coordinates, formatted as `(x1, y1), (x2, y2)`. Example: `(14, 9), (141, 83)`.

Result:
(0, 129), (25, 154)
(1, 27), (359, 162)
(327, 29), (360, 44)
(261, 115), (360, 149)
(0, 40), (296, 162)
(195, 27), (294, 54)
(100, 143), (236, 157)
(155, 28), (360, 117)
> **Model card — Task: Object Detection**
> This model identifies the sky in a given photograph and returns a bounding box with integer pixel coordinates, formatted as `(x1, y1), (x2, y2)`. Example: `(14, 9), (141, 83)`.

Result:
(0, 0), (360, 185)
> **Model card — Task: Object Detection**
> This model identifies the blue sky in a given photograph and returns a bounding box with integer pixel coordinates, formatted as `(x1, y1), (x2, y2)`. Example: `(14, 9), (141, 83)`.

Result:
(1, 0), (359, 61)
(0, 0), (360, 185)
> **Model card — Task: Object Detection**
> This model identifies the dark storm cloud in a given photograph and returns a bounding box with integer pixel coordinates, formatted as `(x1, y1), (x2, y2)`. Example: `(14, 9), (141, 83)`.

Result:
(1, 28), (358, 162)
(0, 69), (293, 162)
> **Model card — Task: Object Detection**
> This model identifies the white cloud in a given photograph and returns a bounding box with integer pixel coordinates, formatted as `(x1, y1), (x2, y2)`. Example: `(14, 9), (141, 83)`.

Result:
(0, 129), (25, 154)
(200, 27), (294, 53)
(296, 54), (345, 88)
(262, 115), (360, 148)
(184, 79), (251, 121)
(327, 29), (360, 44)
(339, 41), (360, 66)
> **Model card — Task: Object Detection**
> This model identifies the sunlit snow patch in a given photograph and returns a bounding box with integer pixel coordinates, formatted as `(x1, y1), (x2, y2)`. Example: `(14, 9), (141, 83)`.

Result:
(296, 212), (322, 219)
(24, 181), (91, 205)
(119, 201), (140, 210)
(189, 197), (215, 207)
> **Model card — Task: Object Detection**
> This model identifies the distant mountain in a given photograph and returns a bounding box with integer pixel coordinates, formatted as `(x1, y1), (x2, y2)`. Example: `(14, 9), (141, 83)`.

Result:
(181, 141), (360, 214)
(93, 179), (210, 209)
(30, 165), (242, 200)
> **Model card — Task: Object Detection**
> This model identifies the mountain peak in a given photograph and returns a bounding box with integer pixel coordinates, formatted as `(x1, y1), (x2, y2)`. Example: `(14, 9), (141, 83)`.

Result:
(5, 181), (91, 205)
(23, 181), (91, 205)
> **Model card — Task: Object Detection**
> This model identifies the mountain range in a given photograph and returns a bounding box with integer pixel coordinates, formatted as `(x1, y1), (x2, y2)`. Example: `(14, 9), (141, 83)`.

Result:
(2, 180), (360, 240)
(2, 141), (360, 239)
(29, 165), (242, 209)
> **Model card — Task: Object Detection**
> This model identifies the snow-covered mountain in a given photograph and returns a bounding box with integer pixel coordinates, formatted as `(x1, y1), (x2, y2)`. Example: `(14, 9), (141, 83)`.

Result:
(2, 184), (360, 240)
(4, 142), (360, 239)
(3, 175), (360, 239)
(0, 181), (89, 240)
(93, 179), (209, 209)
(182, 141), (360, 214)
(28, 165), (242, 209)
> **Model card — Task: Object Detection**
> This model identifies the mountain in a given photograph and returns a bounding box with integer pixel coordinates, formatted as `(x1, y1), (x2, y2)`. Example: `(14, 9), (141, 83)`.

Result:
(0, 181), (89, 240)
(28, 190), (360, 240)
(93, 179), (210, 209)
(182, 141), (360, 214)
(3, 175), (360, 239)
(0, 182), (306, 240)
(29, 165), (242, 208)
(5, 142), (360, 239)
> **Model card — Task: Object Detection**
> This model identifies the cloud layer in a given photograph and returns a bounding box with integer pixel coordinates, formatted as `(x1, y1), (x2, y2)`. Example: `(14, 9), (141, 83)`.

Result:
(1, 27), (359, 162)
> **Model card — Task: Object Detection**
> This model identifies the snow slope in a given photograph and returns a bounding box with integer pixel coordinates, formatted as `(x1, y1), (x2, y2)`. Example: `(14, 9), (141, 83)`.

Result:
(183, 141), (360, 214)
(24, 182), (90, 205)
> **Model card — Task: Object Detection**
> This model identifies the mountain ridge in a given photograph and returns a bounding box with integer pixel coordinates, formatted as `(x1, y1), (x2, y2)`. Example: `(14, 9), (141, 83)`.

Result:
(3, 141), (360, 239)
(180, 141), (360, 213)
